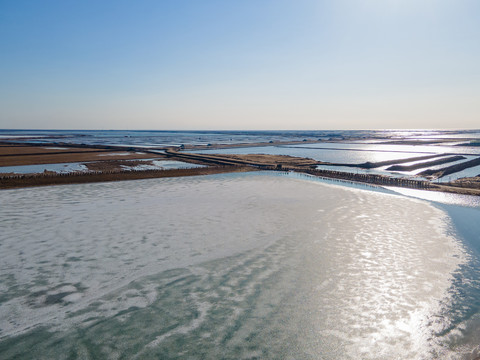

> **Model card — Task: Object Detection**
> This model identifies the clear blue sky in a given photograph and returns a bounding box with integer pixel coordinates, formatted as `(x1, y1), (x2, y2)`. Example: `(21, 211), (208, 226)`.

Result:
(1, 0), (479, 130)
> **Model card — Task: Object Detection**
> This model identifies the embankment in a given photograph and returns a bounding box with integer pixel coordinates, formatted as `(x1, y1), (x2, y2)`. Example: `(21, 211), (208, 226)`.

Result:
(386, 155), (466, 172)
(0, 166), (252, 189)
(420, 156), (480, 178)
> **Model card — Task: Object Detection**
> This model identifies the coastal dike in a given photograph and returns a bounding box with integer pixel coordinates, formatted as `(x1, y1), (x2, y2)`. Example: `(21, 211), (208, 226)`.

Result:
(0, 160), (428, 190)
(1, 144), (479, 196)
(0, 166), (252, 189)
(1, 155), (478, 196)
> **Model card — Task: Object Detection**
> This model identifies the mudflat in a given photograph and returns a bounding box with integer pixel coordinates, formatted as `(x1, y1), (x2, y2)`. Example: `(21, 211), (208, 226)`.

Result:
(0, 144), (165, 166)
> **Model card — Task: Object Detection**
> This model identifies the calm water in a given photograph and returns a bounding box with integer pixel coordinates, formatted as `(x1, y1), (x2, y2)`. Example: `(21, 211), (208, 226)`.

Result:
(1, 172), (480, 359)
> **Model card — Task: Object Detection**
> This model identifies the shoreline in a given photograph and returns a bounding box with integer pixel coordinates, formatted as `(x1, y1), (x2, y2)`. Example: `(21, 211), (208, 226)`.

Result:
(2, 163), (480, 197)
(1, 168), (475, 358)
(0, 166), (252, 189)
(1, 143), (479, 196)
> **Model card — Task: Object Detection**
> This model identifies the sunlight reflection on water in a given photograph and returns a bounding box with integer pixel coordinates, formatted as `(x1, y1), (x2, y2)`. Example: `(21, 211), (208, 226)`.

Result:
(385, 186), (480, 208)
(0, 173), (478, 359)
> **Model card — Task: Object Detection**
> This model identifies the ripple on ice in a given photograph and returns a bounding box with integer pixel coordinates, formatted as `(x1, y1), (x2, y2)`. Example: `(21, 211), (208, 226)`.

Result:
(0, 173), (473, 359)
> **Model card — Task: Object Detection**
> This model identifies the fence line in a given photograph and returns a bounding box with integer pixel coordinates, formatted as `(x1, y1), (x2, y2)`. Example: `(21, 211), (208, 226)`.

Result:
(0, 163), (433, 190)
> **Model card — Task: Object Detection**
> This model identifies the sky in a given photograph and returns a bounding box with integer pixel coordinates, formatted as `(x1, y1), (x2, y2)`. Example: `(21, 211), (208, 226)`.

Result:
(0, 0), (479, 130)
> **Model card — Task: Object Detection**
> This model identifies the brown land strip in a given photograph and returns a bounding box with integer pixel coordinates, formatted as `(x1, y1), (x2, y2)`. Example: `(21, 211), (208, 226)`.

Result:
(386, 155), (466, 172)
(429, 183), (480, 196)
(0, 144), (113, 156)
(287, 167), (433, 189)
(216, 154), (319, 167)
(0, 152), (166, 167)
(166, 150), (319, 168)
(352, 154), (447, 169)
(420, 156), (480, 178)
(172, 149), (451, 170)
(0, 144), (166, 166)
(167, 152), (480, 197)
(0, 150), (114, 157)
(0, 166), (252, 189)
(450, 176), (480, 190)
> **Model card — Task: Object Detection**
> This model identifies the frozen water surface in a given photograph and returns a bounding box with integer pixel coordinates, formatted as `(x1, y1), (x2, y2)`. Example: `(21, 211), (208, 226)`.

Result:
(0, 160), (203, 174)
(0, 162), (89, 174)
(120, 159), (205, 171)
(0, 173), (479, 359)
